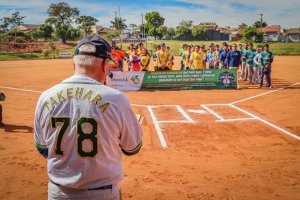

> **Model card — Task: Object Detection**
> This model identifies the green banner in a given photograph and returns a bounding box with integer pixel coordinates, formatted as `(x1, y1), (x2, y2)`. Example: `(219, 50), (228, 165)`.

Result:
(141, 69), (237, 90)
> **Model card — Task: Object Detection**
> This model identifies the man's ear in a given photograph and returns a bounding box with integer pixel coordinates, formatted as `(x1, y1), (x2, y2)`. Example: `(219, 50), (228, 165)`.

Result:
(102, 58), (109, 73)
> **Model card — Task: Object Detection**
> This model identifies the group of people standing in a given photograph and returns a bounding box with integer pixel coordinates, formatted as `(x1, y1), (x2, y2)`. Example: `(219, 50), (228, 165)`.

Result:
(179, 42), (274, 88)
(109, 41), (274, 88)
(109, 42), (151, 72)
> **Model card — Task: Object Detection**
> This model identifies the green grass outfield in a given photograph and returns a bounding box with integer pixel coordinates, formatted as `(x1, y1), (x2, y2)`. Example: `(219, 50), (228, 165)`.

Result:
(0, 48), (74, 61)
(0, 41), (300, 60)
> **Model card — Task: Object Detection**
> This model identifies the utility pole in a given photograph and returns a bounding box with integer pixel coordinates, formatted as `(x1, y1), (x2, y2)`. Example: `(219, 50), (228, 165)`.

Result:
(141, 13), (144, 38)
(259, 13), (263, 31)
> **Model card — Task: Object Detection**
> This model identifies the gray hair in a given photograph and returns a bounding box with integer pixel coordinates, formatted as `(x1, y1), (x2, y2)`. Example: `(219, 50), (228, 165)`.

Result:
(73, 55), (102, 67)
(73, 43), (103, 67)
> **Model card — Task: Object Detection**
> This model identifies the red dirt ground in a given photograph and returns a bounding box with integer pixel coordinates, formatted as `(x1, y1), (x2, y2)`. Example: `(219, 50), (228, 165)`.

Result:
(0, 56), (299, 200)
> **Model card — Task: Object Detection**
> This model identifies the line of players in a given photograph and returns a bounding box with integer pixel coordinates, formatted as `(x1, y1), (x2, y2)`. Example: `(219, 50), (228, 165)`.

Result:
(109, 42), (274, 88)
(178, 42), (274, 88)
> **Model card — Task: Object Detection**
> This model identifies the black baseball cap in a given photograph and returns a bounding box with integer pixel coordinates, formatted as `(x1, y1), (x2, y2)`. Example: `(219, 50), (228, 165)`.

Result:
(75, 35), (115, 64)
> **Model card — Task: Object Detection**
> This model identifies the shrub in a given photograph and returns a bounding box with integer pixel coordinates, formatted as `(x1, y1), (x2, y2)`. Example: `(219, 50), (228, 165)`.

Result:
(42, 49), (51, 57)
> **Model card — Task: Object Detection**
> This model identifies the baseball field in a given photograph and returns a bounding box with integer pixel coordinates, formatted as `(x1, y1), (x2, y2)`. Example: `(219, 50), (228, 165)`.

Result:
(0, 56), (300, 200)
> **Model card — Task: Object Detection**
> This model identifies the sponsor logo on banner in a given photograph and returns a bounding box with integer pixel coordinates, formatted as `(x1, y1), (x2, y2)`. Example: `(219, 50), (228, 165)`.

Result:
(219, 71), (235, 87)
(111, 77), (128, 83)
(108, 71), (145, 91)
(131, 75), (140, 84)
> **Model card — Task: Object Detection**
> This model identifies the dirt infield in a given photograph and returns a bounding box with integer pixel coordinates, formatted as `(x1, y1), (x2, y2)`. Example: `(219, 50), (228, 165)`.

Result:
(0, 56), (300, 200)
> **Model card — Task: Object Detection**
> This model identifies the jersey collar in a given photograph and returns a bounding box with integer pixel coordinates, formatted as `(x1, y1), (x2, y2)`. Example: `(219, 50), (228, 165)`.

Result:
(61, 75), (102, 85)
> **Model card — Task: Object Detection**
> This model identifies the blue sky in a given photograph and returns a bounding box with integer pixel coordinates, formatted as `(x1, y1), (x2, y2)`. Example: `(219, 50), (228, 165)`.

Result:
(0, 0), (299, 29)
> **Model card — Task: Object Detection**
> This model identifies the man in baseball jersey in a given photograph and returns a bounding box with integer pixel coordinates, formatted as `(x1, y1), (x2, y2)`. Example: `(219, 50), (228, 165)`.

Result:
(219, 43), (229, 69)
(34, 35), (142, 200)
(257, 44), (274, 88)
(245, 43), (257, 84)
(226, 44), (241, 70)
(240, 43), (248, 80)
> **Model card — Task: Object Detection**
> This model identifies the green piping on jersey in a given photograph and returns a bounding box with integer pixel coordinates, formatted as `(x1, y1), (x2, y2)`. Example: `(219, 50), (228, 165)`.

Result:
(34, 141), (47, 149)
(122, 141), (142, 156)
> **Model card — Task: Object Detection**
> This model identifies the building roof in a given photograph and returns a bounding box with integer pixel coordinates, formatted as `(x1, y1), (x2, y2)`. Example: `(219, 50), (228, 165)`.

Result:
(94, 25), (114, 34)
(235, 27), (245, 36)
(219, 27), (235, 34)
(17, 24), (40, 31)
(261, 25), (281, 33)
(286, 28), (300, 34)
(197, 24), (218, 30)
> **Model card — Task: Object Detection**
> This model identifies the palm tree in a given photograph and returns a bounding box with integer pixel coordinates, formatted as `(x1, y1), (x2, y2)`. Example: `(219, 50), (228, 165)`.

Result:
(129, 24), (137, 31)
(238, 23), (248, 29)
(110, 17), (127, 32)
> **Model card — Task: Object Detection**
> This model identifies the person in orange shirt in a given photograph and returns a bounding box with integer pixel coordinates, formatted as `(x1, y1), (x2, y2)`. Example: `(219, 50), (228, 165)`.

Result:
(115, 46), (125, 71)
(110, 48), (121, 71)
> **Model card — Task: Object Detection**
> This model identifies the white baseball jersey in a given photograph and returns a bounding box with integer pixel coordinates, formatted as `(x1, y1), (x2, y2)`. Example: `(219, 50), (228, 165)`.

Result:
(34, 75), (142, 189)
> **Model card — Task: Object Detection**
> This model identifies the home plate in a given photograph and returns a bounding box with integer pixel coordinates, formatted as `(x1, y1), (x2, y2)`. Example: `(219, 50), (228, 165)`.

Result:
(136, 114), (144, 125)
(188, 110), (207, 114)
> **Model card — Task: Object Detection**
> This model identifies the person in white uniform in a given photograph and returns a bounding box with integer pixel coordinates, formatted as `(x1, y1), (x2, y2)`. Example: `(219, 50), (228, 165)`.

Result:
(34, 35), (143, 200)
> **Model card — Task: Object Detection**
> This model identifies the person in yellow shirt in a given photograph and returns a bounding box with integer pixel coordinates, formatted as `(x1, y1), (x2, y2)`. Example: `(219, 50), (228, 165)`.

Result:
(152, 45), (161, 71)
(137, 42), (144, 55)
(140, 48), (150, 71)
(183, 46), (192, 70)
(125, 45), (133, 71)
(157, 43), (169, 71)
(166, 46), (174, 70)
(189, 45), (206, 69)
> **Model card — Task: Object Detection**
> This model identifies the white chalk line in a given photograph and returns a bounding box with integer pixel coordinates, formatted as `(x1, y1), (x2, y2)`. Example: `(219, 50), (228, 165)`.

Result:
(0, 86), (42, 93)
(216, 118), (256, 122)
(230, 82), (300, 105)
(229, 104), (300, 141)
(201, 105), (224, 121)
(147, 106), (168, 148)
(176, 105), (195, 122)
(2, 84), (300, 144)
(188, 110), (207, 114)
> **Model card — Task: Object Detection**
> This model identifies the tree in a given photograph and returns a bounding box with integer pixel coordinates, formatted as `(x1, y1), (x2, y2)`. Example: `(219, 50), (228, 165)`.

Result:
(8, 12), (25, 30)
(175, 20), (193, 40)
(238, 23), (248, 29)
(31, 24), (53, 42)
(66, 26), (80, 40)
(156, 25), (168, 39)
(253, 21), (268, 29)
(0, 12), (25, 41)
(76, 16), (98, 37)
(145, 11), (164, 39)
(192, 25), (207, 40)
(110, 17), (127, 33)
(243, 27), (263, 42)
(46, 2), (79, 43)
(31, 29), (43, 41)
(165, 27), (175, 39)
(129, 24), (137, 31)
(38, 24), (53, 41)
